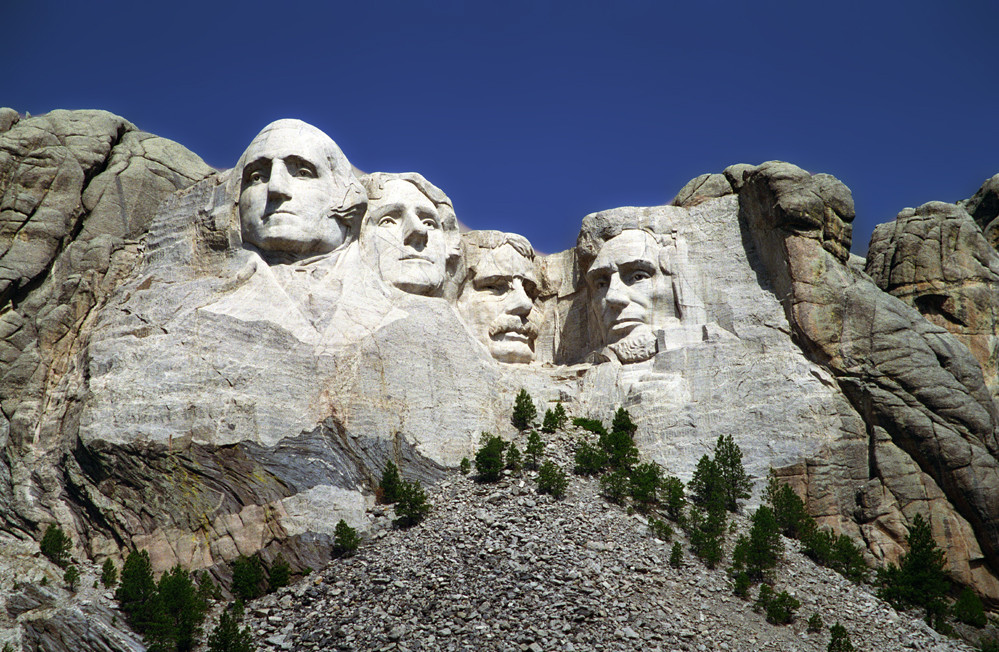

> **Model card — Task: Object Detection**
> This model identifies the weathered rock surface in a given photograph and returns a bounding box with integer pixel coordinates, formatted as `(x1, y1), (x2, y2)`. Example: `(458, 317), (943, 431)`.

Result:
(2, 109), (999, 648)
(738, 161), (999, 599)
(243, 434), (976, 652)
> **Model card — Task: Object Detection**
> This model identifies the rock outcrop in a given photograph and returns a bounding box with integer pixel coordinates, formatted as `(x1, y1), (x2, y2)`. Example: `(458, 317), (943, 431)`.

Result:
(2, 109), (999, 652)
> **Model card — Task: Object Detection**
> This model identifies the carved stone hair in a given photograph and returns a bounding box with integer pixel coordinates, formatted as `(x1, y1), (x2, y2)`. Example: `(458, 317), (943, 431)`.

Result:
(461, 230), (535, 273)
(360, 172), (458, 232)
(575, 206), (685, 274)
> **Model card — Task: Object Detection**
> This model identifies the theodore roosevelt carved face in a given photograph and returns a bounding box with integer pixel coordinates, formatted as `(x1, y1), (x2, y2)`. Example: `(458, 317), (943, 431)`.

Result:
(359, 173), (460, 297)
(236, 120), (365, 260)
(457, 232), (540, 364)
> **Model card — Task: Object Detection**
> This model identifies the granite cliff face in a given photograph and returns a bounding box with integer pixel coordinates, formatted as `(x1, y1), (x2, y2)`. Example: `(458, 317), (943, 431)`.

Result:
(2, 109), (999, 647)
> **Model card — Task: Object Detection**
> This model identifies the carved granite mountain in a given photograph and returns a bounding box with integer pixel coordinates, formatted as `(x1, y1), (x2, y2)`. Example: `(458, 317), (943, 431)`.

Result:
(2, 109), (999, 649)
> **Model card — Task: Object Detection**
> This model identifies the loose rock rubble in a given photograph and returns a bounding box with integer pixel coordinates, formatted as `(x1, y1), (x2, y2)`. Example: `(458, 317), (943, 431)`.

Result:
(243, 430), (977, 652)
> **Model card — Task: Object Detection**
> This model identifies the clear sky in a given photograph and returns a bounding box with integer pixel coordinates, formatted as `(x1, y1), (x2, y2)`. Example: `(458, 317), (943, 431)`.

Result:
(4, 0), (997, 255)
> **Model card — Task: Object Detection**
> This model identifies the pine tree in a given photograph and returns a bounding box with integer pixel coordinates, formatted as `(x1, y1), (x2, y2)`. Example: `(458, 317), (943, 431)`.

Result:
(379, 460), (402, 504)
(552, 402), (568, 429)
(474, 433), (507, 482)
(158, 564), (209, 651)
(541, 409), (558, 434)
(40, 524), (72, 568)
(524, 431), (544, 470)
(116, 550), (170, 645)
(394, 479), (430, 527)
(231, 555), (264, 602)
(333, 520), (361, 557)
(511, 389), (537, 430)
(827, 622), (855, 652)
(714, 435), (752, 512)
(763, 472), (813, 538)
(63, 565), (80, 591)
(268, 553), (291, 589)
(877, 513), (950, 618)
(101, 558), (118, 588)
(206, 602), (253, 652)
(730, 505), (782, 581)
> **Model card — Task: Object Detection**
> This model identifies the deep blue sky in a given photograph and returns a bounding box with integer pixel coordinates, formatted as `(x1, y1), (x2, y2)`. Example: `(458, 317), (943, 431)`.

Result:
(4, 1), (997, 255)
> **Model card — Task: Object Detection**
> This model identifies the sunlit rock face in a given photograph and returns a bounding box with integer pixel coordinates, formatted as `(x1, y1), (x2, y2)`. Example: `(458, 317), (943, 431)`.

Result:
(235, 119), (366, 262)
(456, 230), (540, 364)
(4, 112), (999, 605)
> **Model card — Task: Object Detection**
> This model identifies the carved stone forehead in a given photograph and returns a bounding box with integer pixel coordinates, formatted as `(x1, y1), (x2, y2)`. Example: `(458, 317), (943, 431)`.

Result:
(576, 206), (683, 271)
(589, 229), (661, 272)
(237, 119), (350, 174)
(473, 243), (538, 284)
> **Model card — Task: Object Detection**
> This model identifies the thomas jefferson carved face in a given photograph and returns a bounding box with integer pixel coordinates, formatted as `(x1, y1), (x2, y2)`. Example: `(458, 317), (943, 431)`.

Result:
(363, 179), (451, 296)
(238, 121), (362, 258)
(457, 241), (539, 363)
(585, 229), (673, 360)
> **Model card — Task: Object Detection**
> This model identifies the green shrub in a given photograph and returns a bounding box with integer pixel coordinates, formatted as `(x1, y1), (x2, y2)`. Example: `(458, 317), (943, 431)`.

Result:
(669, 542), (683, 568)
(63, 565), (80, 591)
(572, 417), (607, 437)
(573, 440), (607, 475)
(116, 550), (170, 645)
(394, 479), (430, 527)
(459, 457), (471, 475)
(629, 462), (664, 508)
(206, 602), (253, 652)
(830, 533), (868, 582)
(648, 517), (673, 542)
(807, 612), (823, 633)
(158, 564), (209, 651)
(755, 584), (799, 625)
(379, 460), (402, 504)
(525, 431), (544, 470)
(474, 433), (507, 482)
(505, 443), (522, 473)
(877, 513), (949, 619)
(714, 434), (752, 512)
(333, 520), (361, 557)
(268, 553), (291, 589)
(827, 622), (854, 652)
(730, 505), (782, 582)
(101, 558), (118, 588)
(511, 389), (536, 430)
(537, 461), (568, 500)
(952, 587), (987, 627)
(599, 468), (630, 504)
(40, 524), (72, 568)
(231, 555), (265, 602)
(661, 475), (686, 523)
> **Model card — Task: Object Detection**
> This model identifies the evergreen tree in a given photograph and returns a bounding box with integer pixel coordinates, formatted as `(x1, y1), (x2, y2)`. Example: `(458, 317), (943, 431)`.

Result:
(687, 498), (726, 569)
(116, 550), (170, 646)
(333, 520), (361, 557)
(763, 472), (813, 538)
(952, 587), (987, 627)
(573, 440), (607, 476)
(541, 409), (558, 434)
(268, 553), (291, 589)
(158, 564), (209, 651)
(714, 435), (752, 512)
(394, 479), (430, 527)
(629, 462), (664, 508)
(474, 433), (507, 482)
(379, 460), (402, 504)
(688, 455), (725, 511)
(101, 558), (118, 588)
(730, 505), (783, 581)
(524, 431), (544, 470)
(511, 389), (536, 430)
(877, 513), (950, 619)
(505, 443), (522, 473)
(206, 602), (253, 652)
(552, 402), (568, 429)
(661, 475), (686, 523)
(40, 524), (72, 568)
(63, 565), (80, 591)
(231, 555), (265, 602)
(669, 542), (683, 568)
(827, 622), (855, 652)
(599, 408), (639, 471)
(537, 461), (568, 499)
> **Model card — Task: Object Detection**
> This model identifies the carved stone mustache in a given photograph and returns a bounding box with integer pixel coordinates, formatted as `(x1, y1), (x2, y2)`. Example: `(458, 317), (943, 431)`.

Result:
(489, 316), (538, 340)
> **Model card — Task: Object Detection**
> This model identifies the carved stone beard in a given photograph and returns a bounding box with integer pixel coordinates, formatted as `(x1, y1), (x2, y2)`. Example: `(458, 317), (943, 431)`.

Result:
(607, 325), (658, 364)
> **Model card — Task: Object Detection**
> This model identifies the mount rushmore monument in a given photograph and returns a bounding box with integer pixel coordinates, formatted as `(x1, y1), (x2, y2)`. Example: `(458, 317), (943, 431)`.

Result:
(2, 109), (999, 607)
